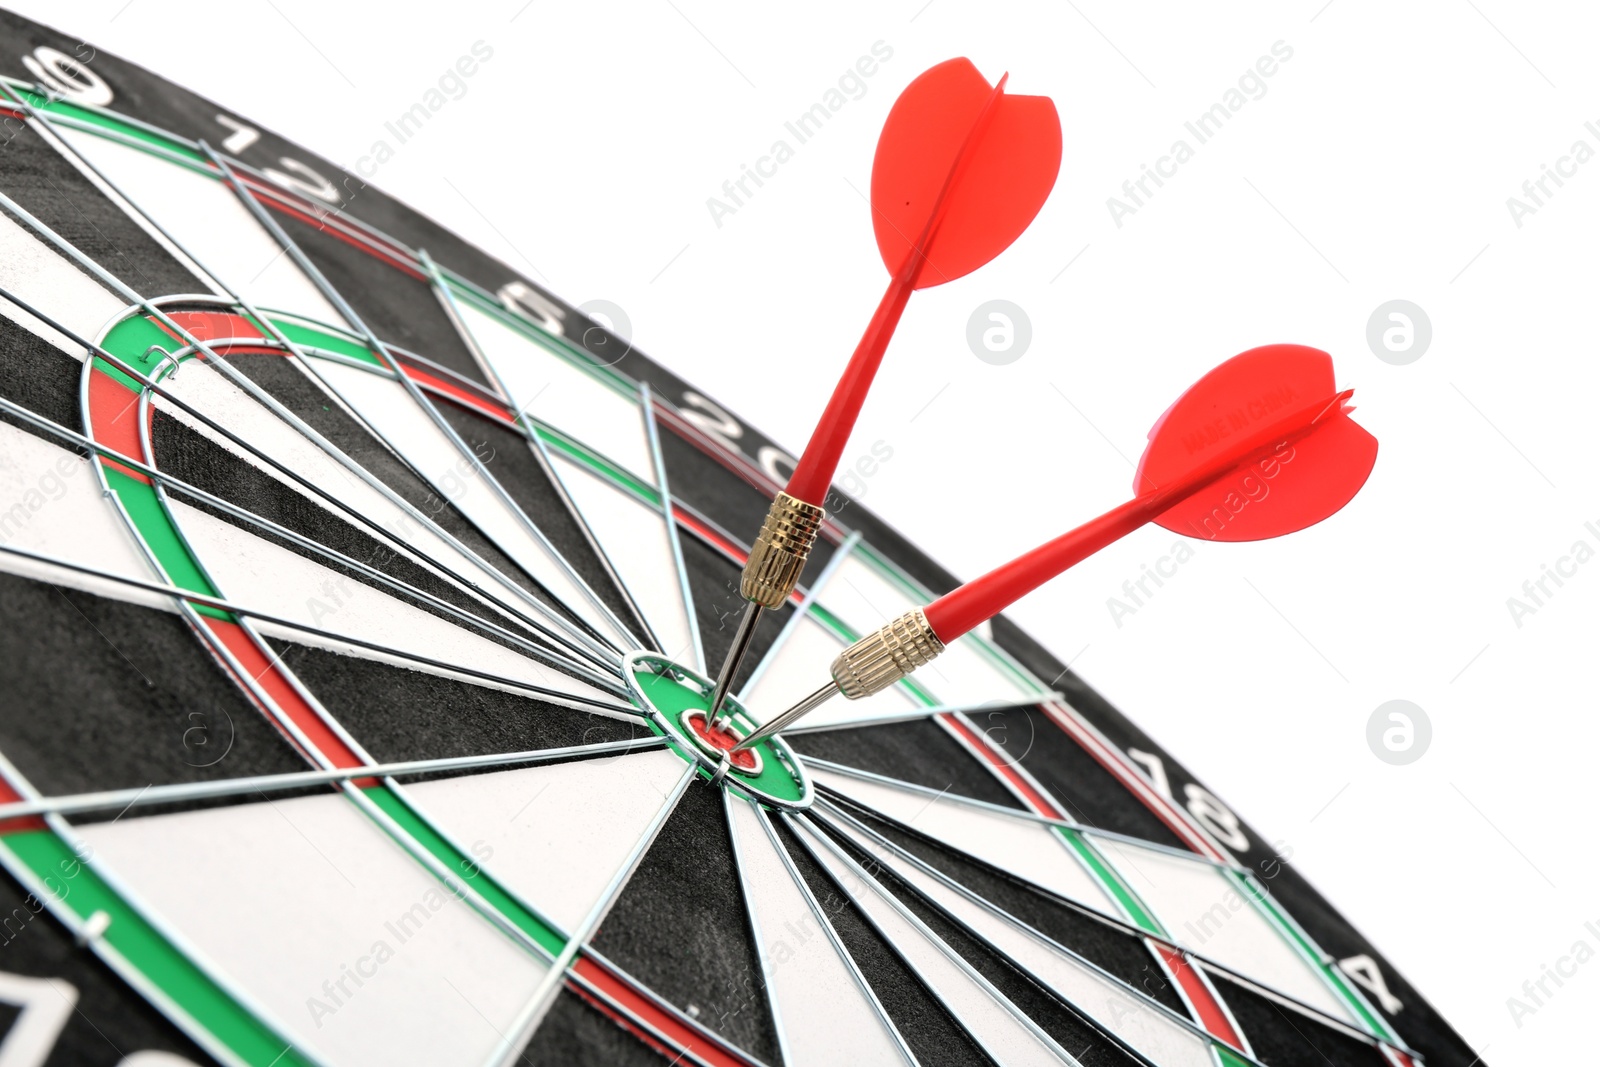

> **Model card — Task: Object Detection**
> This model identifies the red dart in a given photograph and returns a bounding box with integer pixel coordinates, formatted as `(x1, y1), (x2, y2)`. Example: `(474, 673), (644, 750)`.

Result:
(736, 344), (1379, 748)
(709, 58), (1063, 721)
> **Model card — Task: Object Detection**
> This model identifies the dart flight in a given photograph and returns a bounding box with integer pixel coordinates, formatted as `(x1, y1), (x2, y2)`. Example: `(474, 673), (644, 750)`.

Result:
(709, 57), (1063, 721)
(735, 343), (1380, 749)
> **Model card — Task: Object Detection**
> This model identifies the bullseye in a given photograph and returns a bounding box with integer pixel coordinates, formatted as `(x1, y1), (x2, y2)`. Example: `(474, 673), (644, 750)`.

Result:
(622, 651), (811, 810)
(680, 711), (761, 774)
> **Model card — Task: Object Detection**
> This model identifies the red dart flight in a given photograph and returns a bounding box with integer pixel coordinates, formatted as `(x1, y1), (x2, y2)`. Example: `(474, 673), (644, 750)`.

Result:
(736, 343), (1379, 749)
(708, 58), (1063, 719)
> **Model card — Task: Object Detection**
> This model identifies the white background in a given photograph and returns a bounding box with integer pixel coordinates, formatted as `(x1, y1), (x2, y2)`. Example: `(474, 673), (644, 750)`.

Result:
(14, 1), (1598, 1061)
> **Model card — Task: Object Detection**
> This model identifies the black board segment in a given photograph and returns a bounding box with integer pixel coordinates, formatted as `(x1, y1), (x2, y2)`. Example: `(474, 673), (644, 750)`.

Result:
(678, 531), (792, 686)
(656, 426), (839, 595)
(590, 779), (781, 1064)
(0, 570), (305, 800)
(221, 351), (586, 629)
(431, 394), (646, 638)
(790, 718), (1024, 810)
(272, 641), (647, 763)
(523, 990), (669, 1067)
(0, 314), (84, 444)
(0, 121), (202, 299)
(267, 206), (486, 387)
(1210, 972), (1392, 1067)
(148, 407), (559, 653)
(975, 704), (1186, 849)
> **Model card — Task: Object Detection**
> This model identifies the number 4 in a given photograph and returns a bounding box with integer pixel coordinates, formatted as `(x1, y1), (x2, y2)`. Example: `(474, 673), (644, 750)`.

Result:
(1337, 954), (1404, 1014)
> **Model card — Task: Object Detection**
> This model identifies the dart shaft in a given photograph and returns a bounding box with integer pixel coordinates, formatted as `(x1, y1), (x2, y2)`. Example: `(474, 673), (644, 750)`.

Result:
(924, 495), (1155, 642)
(785, 75), (1010, 506)
(925, 395), (1346, 643)
(784, 274), (916, 504)
(707, 601), (763, 724)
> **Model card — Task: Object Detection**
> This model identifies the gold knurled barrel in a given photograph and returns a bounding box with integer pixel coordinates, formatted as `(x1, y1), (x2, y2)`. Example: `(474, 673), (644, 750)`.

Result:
(741, 492), (826, 609)
(830, 607), (945, 699)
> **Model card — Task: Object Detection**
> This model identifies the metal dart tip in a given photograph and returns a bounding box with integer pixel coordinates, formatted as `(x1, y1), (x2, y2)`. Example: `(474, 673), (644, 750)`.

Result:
(731, 680), (840, 752)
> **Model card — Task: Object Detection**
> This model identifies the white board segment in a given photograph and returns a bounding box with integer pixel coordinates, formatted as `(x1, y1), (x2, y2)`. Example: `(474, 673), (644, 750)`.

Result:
(402, 749), (686, 933)
(743, 614), (922, 731)
(823, 555), (1040, 706)
(1096, 838), (1353, 1021)
(457, 302), (654, 484)
(0, 211), (125, 350)
(550, 454), (694, 663)
(78, 791), (548, 1067)
(310, 359), (627, 646)
(60, 127), (346, 326)
(166, 499), (613, 707)
(727, 798), (908, 1067)
(0, 422), (161, 602)
(151, 358), (582, 642)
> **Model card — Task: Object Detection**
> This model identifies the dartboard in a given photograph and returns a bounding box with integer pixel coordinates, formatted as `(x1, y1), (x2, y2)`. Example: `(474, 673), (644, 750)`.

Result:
(0, 12), (1475, 1067)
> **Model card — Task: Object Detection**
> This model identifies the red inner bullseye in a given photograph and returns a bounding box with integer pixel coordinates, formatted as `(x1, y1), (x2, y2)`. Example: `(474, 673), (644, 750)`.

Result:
(686, 713), (760, 773)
